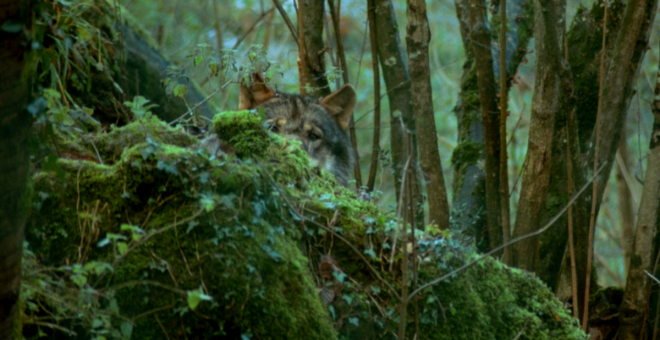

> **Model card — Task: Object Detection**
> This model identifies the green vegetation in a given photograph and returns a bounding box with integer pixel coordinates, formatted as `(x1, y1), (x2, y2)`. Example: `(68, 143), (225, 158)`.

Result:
(23, 107), (586, 339)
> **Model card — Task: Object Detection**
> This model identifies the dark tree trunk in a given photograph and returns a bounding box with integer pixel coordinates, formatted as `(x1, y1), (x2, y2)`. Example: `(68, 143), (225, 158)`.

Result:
(0, 1), (32, 338)
(468, 0), (502, 249)
(406, 0), (450, 230)
(372, 0), (424, 227)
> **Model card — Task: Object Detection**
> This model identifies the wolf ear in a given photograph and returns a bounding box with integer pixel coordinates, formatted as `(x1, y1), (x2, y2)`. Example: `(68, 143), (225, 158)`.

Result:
(321, 84), (356, 131)
(238, 73), (276, 110)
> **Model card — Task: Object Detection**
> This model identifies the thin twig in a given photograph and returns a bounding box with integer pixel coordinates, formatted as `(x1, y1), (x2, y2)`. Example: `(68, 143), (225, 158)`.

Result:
(271, 0), (299, 46)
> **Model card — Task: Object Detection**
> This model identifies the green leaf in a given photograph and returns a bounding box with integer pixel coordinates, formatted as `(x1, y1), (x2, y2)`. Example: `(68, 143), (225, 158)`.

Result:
(70, 273), (87, 287)
(156, 160), (179, 175)
(92, 318), (103, 328)
(120, 322), (133, 338)
(84, 261), (114, 275)
(199, 192), (217, 212)
(194, 55), (204, 66)
(187, 288), (213, 310)
(209, 62), (219, 76)
(117, 242), (128, 255)
(364, 248), (377, 259)
(173, 84), (187, 98)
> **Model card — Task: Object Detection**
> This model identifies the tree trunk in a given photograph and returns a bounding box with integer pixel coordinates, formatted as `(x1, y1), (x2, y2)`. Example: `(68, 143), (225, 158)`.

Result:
(298, 0), (330, 97)
(452, 0), (532, 250)
(0, 1), (31, 338)
(537, 0), (623, 293)
(511, 0), (563, 272)
(468, 0), (502, 249)
(372, 0), (424, 227)
(405, 0), (450, 230)
(572, 0), (657, 318)
(617, 43), (660, 340)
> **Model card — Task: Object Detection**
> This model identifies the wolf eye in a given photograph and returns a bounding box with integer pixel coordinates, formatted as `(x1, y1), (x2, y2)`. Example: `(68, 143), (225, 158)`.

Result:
(308, 133), (320, 141)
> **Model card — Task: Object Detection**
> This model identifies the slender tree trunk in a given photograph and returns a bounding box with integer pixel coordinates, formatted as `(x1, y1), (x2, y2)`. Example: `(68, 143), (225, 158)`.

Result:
(405, 0), (450, 230)
(468, 0), (502, 249)
(298, 0), (330, 97)
(617, 45), (660, 340)
(372, 0), (424, 227)
(0, 1), (31, 338)
(511, 0), (563, 272)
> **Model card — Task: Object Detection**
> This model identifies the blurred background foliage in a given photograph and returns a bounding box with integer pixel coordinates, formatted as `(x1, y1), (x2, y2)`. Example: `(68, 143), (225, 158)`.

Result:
(118, 0), (659, 288)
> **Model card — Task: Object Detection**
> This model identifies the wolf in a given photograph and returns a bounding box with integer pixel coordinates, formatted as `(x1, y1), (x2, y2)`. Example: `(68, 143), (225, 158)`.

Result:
(205, 73), (356, 186)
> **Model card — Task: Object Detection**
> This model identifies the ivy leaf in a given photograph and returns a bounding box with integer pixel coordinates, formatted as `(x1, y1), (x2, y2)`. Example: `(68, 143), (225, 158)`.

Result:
(261, 245), (282, 262)
(157, 160), (179, 175)
(120, 322), (133, 338)
(92, 318), (103, 328)
(84, 261), (114, 275)
(199, 192), (217, 212)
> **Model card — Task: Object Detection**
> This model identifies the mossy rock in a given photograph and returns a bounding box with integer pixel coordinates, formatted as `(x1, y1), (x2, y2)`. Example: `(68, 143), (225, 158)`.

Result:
(24, 114), (586, 340)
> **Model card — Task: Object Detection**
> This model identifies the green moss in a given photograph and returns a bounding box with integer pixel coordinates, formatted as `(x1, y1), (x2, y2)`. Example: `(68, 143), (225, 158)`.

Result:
(212, 110), (270, 157)
(416, 258), (586, 339)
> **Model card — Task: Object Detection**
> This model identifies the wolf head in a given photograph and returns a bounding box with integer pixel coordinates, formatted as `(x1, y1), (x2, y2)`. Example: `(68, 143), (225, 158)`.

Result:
(239, 73), (356, 186)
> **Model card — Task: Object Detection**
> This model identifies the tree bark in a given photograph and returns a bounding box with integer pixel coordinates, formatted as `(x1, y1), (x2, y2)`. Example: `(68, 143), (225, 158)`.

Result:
(511, 0), (563, 272)
(372, 0), (424, 227)
(468, 0), (502, 249)
(0, 1), (31, 338)
(405, 0), (450, 230)
(298, 0), (331, 97)
(617, 43), (660, 340)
